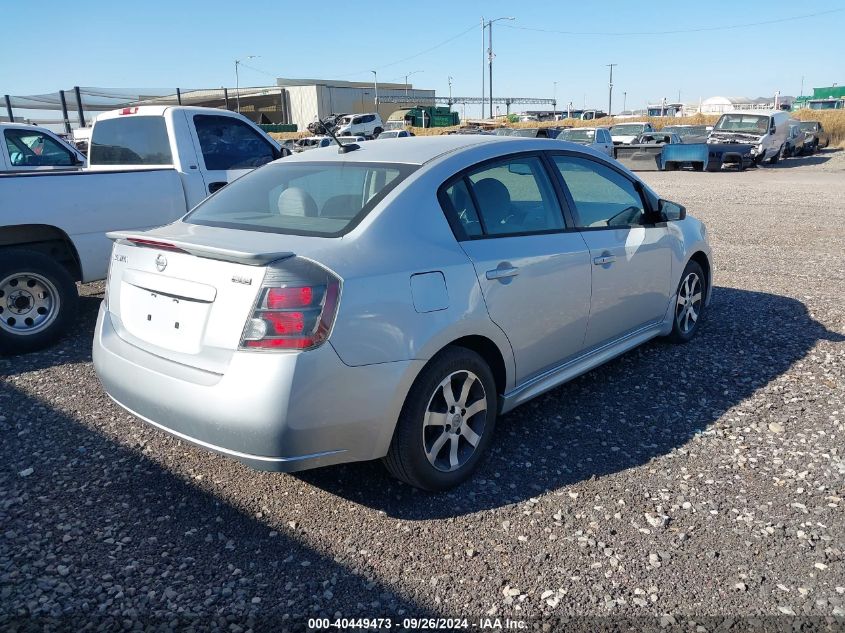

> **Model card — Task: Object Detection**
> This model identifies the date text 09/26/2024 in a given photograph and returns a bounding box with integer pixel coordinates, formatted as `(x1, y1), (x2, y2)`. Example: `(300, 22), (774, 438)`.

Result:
(307, 617), (526, 630)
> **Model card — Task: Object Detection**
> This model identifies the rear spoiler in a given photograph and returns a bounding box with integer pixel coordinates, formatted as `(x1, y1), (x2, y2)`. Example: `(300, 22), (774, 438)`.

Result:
(107, 231), (294, 266)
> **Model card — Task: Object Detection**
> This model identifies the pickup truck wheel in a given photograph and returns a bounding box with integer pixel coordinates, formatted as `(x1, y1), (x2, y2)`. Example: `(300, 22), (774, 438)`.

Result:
(383, 346), (497, 491)
(373, 127), (383, 138)
(0, 250), (78, 355)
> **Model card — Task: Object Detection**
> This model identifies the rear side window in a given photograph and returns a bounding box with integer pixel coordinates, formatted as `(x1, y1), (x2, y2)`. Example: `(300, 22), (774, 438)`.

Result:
(466, 156), (564, 236)
(185, 162), (415, 237)
(90, 116), (173, 165)
(193, 115), (276, 170)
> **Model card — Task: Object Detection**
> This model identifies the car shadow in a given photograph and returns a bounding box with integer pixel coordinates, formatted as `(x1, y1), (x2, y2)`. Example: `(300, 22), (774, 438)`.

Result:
(0, 383), (433, 628)
(298, 287), (844, 519)
(767, 152), (834, 169)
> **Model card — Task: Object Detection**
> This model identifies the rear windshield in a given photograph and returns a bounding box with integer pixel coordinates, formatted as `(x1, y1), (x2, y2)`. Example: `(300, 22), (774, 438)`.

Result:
(610, 124), (646, 135)
(90, 116), (172, 165)
(185, 161), (416, 237)
(560, 129), (596, 142)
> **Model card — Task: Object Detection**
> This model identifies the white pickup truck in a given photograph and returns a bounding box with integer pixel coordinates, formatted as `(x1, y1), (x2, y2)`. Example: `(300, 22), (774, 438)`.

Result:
(1, 123), (87, 172)
(0, 105), (286, 353)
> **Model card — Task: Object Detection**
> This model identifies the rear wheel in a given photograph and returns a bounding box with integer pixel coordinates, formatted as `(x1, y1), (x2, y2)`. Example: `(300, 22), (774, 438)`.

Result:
(0, 250), (78, 354)
(667, 260), (706, 344)
(372, 127), (383, 138)
(383, 347), (497, 491)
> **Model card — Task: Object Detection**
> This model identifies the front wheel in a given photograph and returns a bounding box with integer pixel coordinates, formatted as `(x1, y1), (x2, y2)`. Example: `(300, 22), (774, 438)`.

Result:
(667, 260), (706, 344)
(383, 347), (497, 491)
(0, 250), (78, 355)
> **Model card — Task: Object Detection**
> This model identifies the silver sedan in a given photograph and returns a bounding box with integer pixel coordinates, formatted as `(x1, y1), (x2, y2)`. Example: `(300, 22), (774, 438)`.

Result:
(93, 135), (712, 491)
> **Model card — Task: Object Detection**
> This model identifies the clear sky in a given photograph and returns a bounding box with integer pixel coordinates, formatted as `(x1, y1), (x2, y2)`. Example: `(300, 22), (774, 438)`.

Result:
(4, 0), (844, 119)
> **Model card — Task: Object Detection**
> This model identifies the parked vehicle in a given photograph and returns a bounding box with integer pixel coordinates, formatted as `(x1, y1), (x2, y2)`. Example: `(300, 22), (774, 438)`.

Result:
(662, 142), (755, 172)
(557, 127), (614, 157)
(335, 113), (384, 138)
(660, 125), (711, 144)
(508, 128), (561, 139)
(707, 110), (793, 165)
(93, 135), (712, 491)
(0, 105), (285, 353)
(377, 130), (413, 139)
(610, 122), (655, 145)
(783, 123), (805, 158)
(1, 123), (87, 172)
(492, 128), (514, 136)
(799, 121), (829, 153)
(613, 132), (682, 171)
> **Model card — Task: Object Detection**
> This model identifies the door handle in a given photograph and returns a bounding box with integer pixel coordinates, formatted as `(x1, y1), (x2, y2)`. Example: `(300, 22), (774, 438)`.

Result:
(486, 266), (519, 280)
(593, 255), (616, 266)
(208, 181), (227, 193)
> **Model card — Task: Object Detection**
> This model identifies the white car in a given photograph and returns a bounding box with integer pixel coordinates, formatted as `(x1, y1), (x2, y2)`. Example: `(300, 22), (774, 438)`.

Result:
(610, 122), (655, 146)
(557, 127), (614, 157)
(377, 130), (412, 139)
(0, 106), (285, 353)
(1, 123), (87, 172)
(707, 110), (794, 164)
(335, 113), (385, 138)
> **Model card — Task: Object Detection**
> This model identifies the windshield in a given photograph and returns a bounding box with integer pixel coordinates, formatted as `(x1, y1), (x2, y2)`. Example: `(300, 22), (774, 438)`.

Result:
(185, 161), (416, 237)
(714, 114), (770, 133)
(560, 129), (596, 142)
(799, 122), (818, 131)
(662, 125), (707, 138)
(378, 131), (399, 138)
(610, 124), (646, 136)
(509, 129), (539, 137)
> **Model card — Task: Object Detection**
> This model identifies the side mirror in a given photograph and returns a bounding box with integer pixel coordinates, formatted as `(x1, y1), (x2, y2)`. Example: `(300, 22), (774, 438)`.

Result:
(658, 199), (686, 222)
(770, 125), (777, 134)
(508, 163), (533, 176)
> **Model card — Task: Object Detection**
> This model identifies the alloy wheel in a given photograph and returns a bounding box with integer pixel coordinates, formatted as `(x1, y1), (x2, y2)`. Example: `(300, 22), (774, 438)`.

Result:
(675, 272), (702, 335)
(423, 370), (488, 472)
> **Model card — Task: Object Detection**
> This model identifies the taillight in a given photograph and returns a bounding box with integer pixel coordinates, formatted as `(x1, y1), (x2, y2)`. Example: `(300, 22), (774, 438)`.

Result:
(239, 258), (340, 352)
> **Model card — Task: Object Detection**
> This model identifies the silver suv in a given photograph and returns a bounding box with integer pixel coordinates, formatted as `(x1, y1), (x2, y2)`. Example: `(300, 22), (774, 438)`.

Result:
(94, 136), (712, 491)
(335, 113), (384, 138)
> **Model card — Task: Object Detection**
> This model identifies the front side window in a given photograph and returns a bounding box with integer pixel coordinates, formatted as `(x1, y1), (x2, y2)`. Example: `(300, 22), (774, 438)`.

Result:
(4, 129), (74, 167)
(194, 115), (275, 171)
(186, 162), (414, 237)
(464, 156), (564, 236)
(553, 156), (646, 228)
(90, 116), (173, 165)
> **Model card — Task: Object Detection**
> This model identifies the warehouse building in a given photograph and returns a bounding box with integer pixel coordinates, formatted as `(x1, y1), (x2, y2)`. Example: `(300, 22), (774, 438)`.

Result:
(275, 77), (434, 131)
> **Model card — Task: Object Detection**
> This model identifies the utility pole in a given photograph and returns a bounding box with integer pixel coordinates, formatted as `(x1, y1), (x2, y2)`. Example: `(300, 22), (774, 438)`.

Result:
(486, 16), (515, 120)
(623, 91), (627, 113)
(800, 75), (805, 97)
(371, 70), (379, 110)
(448, 76), (453, 103)
(553, 81), (557, 119)
(607, 63), (617, 116)
(234, 55), (259, 113)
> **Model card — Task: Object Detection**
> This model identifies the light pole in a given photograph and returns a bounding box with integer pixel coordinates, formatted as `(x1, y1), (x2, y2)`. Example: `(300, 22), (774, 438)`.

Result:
(234, 55), (259, 113)
(371, 70), (379, 110)
(486, 16), (515, 120)
(553, 81), (557, 119)
(448, 76), (453, 104)
(606, 63), (617, 116)
(405, 70), (422, 97)
(623, 91), (627, 113)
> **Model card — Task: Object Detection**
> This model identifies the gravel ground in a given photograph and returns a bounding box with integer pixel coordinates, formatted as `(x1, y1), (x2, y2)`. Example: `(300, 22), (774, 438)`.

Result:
(2, 150), (844, 631)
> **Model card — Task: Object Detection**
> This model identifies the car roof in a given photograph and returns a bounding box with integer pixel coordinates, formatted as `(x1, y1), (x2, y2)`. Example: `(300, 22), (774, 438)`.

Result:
(281, 134), (509, 165)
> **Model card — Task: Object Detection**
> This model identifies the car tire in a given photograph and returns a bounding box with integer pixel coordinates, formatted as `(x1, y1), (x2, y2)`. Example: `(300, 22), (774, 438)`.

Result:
(373, 127), (383, 138)
(769, 146), (782, 164)
(0, 249), (78, 355)
(383, 346), (497, 491)
(667, 260), (706, 344)
(705, 158), (721, 172)
(663, 161), (679, 171)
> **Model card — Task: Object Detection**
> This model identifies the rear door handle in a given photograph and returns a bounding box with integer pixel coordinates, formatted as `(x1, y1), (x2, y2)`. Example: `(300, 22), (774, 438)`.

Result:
(486, 266), (519, 280)
(208, 181), (227, 193)
(593, 255), (616, 266)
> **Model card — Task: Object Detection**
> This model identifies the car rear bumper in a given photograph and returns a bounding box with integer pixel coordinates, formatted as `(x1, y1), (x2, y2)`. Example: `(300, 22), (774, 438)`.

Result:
(93, 304), (423, 472)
